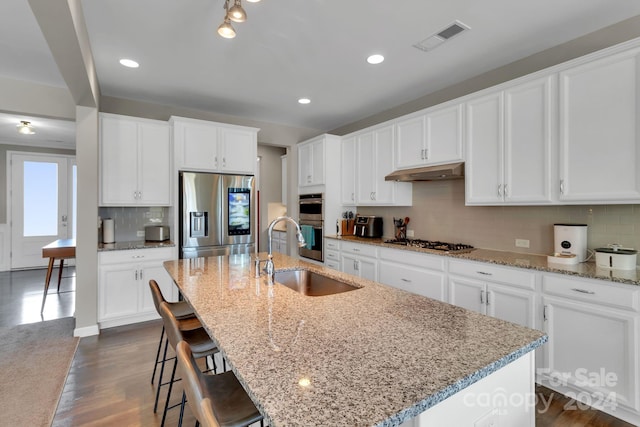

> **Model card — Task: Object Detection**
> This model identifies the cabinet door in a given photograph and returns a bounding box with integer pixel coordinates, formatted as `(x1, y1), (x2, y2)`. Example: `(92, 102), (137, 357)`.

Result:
(487, 283), (536, 328)
(139, 263), (175, 314)
(449, 276), (485, 314)
(138, 121), (171, 205)
(180, 122), (219, 171)
(559, 48), (640, 202)
(310, 139), (325, 186)
(426, 104), (464, 165)
(504, 76), (554, 204)
(100, 116), (138, 205)
(378, 260), (446, 302)
(372, 125), (396, 204)
(341, 136), (356, 204)
(357, 256), (377, 281)
(99, 264), (139, 320)
(465, 92), (504, 204)
(298, 143), (313, 186)
(395, 115), (426, 169)
(356, 132), (376, 203)
(219, 127), (256, 174)
(542, 296), (638, 411)
(341, 253), (358, 276)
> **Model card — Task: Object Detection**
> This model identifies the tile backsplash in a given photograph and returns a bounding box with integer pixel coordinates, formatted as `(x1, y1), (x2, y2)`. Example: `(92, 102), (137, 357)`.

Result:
(98, 206), (169, 243)
(358, 180), (640, 256)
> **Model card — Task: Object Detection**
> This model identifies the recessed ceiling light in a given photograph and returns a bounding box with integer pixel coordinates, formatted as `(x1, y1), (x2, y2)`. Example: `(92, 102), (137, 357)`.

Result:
(298, 98), (311, 105)
(119, 58), (139, 68)
(367, 54), (384, 65)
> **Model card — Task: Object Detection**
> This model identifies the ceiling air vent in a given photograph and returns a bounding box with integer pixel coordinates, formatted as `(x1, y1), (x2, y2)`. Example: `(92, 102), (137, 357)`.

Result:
(413, 20), (470, 52)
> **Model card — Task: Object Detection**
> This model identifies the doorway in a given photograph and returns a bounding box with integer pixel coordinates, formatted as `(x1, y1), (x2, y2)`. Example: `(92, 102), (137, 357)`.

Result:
(9, 152), (77, 269)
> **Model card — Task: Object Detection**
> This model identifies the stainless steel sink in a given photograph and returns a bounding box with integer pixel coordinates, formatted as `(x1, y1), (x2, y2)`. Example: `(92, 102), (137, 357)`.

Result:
(274, 270), (360, 296)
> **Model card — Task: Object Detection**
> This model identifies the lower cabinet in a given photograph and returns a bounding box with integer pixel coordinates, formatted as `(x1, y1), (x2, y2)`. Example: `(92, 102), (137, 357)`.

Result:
(378, 247), (447, 302)
(539, 274), (640, 420)
(340, 241), (377, 281)
(98, 247), (177, 328)
(324, 239), (341, 271)
(448, 259), (537, 328)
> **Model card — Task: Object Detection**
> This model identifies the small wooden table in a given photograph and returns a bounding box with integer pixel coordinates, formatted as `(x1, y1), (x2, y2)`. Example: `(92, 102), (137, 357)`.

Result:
(41, 239), (76, 313)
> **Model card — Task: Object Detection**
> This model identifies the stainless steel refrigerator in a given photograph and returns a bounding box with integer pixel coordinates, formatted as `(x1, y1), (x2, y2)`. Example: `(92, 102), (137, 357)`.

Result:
(179, 171), (255, 258)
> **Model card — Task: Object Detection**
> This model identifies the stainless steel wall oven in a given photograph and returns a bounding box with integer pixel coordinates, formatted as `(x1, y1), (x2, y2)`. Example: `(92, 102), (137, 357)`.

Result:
(298, 193), (323, 262)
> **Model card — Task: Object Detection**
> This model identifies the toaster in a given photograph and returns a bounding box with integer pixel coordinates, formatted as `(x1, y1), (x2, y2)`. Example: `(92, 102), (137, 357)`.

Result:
(353, 216), (383, 238)
(145, 225), (170, 242)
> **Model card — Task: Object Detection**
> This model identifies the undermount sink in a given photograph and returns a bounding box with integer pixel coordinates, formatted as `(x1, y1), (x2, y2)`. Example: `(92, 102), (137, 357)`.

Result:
(274, 270), (360, 296)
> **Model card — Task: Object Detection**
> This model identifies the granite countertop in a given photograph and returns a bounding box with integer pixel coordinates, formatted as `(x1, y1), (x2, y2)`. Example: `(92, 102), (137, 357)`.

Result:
(164, 253), (546, 427)
(98, 240), (175, 251)
(327, 235), (640, 286)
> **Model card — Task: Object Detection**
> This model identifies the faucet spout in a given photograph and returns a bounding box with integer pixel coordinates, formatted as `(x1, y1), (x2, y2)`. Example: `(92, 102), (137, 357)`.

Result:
(266, 216), (306, 284)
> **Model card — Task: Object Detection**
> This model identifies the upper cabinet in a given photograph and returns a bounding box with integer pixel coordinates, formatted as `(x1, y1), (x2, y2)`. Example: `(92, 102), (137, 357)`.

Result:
(340, 136), (356, 205)
(100, 113), (171, 206)
(281, 155), (287, 206)
(171, 116), (258, 175)
(298, 136), (326, 187)
(558, 46), (640, 203)
(466, 76), (555, 205)
(395, 102), (464, 169)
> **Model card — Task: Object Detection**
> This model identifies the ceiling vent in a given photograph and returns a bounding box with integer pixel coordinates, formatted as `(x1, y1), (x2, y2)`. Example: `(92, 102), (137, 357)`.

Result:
(413, 20), (470, 52)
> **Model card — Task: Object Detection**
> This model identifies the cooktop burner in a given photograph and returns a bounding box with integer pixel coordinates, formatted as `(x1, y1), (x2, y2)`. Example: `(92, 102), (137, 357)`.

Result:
(384, 238), (475, 253)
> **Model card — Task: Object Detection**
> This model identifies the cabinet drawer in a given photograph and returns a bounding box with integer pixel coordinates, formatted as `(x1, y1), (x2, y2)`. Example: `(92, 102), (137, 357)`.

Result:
(325, 239), (340, 251)
(543, 274), (639, 311)
(449, 259), (536, 290)
(378, 247), (445, 271)
(325, 260), (340, 271)
(325, 250), (340, 262)
(99, 247), (174, 265)
(341, 241), (377, 258)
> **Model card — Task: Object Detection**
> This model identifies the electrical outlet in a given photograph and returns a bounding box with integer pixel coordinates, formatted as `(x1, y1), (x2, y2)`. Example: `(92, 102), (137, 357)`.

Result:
(137, 230), (145, 237)
(474, 409), (499, 427)
(515, 238), (530, 248)
(406, 229), (415, 238)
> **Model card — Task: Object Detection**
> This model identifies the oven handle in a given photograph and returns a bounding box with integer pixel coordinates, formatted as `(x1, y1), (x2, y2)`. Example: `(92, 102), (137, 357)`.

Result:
(299, 200), (323, 205)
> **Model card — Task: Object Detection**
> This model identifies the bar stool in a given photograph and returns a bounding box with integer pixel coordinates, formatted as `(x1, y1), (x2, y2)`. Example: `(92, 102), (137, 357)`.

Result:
(175, 337), (264, 427)
(159, 302), (220, 427)
(149, 280), (200, 388)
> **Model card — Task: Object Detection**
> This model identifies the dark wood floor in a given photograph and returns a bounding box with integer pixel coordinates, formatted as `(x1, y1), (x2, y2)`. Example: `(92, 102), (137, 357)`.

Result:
(1, 267), (635, 426)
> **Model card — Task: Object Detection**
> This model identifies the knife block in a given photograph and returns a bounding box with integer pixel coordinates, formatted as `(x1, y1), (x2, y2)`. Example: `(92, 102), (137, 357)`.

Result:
(341, 220), (354, 236)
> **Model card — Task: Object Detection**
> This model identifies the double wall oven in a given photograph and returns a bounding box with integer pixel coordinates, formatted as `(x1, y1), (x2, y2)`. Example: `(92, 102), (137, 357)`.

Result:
(298, 193), (324, 262)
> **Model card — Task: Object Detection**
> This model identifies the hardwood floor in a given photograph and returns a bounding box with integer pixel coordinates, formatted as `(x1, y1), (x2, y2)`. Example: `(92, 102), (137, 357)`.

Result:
(1, 267), (635, 426)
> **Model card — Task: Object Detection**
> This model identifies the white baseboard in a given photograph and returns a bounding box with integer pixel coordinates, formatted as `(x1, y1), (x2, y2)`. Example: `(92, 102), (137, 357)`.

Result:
(74, 324), (100, 337)
(0, 224), (9, 272)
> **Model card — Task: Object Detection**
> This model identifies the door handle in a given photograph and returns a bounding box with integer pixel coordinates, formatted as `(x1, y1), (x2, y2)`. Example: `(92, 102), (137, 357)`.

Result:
(480, 290), (485, 304)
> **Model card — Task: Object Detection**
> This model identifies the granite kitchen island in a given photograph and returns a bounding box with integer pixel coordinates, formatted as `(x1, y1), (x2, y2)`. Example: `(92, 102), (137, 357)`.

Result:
(164, 253), (547, 427)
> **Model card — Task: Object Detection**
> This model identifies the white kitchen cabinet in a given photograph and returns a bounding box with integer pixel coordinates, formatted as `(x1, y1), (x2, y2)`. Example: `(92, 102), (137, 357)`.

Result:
(448, 259), (537, 328)
(271, 230), (287, 255)
(355, 125), (412, 206)
(298, 136), (325, 187)
(378, 247), (447, 302)
(98, 247), (177, 328)
(100, 114), (171, 206)
(324, 239), (341, 271)
(340, 241), (377, 281)
(340, 136), (356, 205)
(465, 75), (554, 205)
(395, 103), (463, 169)
(171, 116), (258, 174)
(540, 274), (640, 415)
(558, 46), (640, 203)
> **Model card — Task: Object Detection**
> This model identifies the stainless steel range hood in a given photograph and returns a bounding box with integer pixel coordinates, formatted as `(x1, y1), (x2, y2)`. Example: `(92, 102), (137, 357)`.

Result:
(385, 162), (464, 182)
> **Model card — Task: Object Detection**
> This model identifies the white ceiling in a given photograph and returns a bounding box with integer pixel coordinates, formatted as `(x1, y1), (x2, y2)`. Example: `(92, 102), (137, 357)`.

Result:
(2, 0), (640, 147)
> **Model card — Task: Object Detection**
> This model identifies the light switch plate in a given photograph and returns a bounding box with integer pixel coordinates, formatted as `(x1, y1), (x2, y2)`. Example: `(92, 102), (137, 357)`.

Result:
(137, 230), (145, 237)
(406, 229), (415, 238)
(515, 238), (530, 248)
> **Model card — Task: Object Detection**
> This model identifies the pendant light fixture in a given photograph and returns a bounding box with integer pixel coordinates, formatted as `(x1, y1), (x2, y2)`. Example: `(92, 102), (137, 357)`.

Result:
(217, 0), (260, 39)
(17, 121), (35, 135)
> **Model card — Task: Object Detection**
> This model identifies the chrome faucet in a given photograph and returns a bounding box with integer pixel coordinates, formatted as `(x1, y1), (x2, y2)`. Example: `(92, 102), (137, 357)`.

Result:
(265, 216), (306, 284)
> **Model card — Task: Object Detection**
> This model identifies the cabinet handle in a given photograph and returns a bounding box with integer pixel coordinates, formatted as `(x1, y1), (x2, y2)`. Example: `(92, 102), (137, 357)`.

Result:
(543, 305), (548, 321)
(354, 260), (358, 271)
(133, 191), (138, 199)
(139, 269), (143, 280)
(351, 192), (355, 201)
(215, 156), (218, 168)
(480, 290), (485, 304)
(372, 192), (376, 200)
(135, 270), (138, 280)
(560, 180), (565, 195)
(486, 291), (490, 306)
(138, 191), (142, 200)
(401, 278), (412, 283)
(353, 248), (360, 252)
(424, 148), (428, 160)
(476, 271), (492, 276)
(571, 288), (595, 295)
(222, 157), (226, 167)
(132, 255), (145, 259)
(497, 184), (502, 197)
(503, 184), (508, 197)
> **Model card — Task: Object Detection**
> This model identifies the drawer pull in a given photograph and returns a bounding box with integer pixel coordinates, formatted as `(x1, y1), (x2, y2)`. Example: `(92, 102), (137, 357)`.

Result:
(401, 278), (412, 283)
(477, 271), (492, 276)
(132, 255), (145, 259)
(571, 288), (595, 295)
(353, 248), (360, 252)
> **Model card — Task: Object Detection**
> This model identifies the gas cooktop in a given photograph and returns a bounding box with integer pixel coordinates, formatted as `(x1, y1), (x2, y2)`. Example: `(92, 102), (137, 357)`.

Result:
(384, 238), (475, 253)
